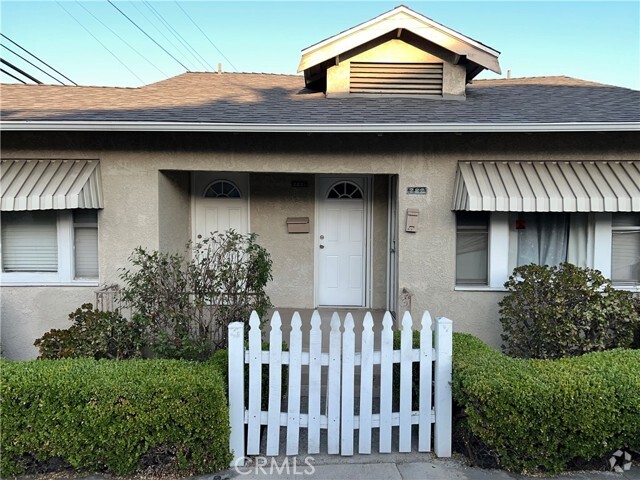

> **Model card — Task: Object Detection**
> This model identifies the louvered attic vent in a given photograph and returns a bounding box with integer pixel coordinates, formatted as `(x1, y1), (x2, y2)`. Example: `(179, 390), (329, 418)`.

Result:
(349, 62), (443, 96)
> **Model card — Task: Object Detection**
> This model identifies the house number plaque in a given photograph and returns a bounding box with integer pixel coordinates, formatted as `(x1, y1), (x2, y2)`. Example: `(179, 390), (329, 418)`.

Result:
(407, 186), (427, 195)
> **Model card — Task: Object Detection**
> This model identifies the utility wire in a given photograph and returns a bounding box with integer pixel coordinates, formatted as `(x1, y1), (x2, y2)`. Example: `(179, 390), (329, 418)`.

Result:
(174, 1), (238, 72)
(0, 58), (43, 84)
(75, 1), (168, 78)
(130, 1), (197, 71)
(107, 0), (190, 72)
(1, 44), (66, 85)
(0, 33), (77, 85)
(56, 1), (146, 85)
(144, 1), (214, 72)
(1, 67), (27, 84)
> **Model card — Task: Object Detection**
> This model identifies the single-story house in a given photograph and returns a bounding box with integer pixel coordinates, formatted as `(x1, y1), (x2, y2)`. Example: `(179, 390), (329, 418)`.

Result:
(1, 5), (638, 360)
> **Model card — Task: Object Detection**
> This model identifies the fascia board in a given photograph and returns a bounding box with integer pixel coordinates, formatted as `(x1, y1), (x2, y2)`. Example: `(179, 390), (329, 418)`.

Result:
(2, 121), (638, 133)
(298, 7), (500, 73)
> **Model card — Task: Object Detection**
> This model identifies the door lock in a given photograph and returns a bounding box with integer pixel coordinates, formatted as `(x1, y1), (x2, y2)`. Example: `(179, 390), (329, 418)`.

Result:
(197, 234), (202, 239)
(320, 235), (325, 239)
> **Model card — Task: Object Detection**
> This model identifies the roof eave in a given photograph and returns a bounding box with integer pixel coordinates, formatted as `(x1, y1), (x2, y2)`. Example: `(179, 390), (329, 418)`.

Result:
(1, 121), (638, 133)
(298, 6), (501, 74)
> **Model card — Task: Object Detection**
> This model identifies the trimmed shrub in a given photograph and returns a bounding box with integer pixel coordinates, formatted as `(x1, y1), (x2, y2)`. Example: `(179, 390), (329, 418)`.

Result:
(452, 333), (640, 474)
(499, 263), (639, 359)
(0, 358), (231, 477)
(34, 303), (145, 360)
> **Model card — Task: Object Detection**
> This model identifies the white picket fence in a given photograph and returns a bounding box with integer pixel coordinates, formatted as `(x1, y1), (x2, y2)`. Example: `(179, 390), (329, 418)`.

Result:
(228, 310), (452, 466)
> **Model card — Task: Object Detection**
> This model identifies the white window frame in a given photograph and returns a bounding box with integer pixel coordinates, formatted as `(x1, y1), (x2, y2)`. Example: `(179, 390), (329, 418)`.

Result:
(455, 211), (638, 292)
(0, 210), (99, 286)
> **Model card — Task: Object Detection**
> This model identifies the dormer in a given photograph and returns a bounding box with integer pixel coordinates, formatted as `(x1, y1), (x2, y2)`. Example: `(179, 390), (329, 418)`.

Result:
(298, 5), (501, 99)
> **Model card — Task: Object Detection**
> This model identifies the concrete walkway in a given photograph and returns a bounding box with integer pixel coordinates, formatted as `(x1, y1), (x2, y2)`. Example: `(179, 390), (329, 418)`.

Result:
(193, 452), (640, 480)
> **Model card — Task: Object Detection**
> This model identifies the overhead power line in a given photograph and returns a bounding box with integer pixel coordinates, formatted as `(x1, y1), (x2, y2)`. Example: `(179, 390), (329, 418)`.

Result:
(74, 1), (168, 78)
(0, 33), (77, 85)
(174, 1), (238, 72)
(107, 0), (190, 72)
(143, 1), (214, 72)
(0, 58), (43, 84)
(130, 1), (197, 71)
(1, 67), (26, 84)
(1, 44), (66, 85)
(56, 1), (146, 85)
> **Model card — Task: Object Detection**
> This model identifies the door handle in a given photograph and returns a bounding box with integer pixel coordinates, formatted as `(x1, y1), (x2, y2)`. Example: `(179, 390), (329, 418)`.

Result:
(319, 245), (325, 249)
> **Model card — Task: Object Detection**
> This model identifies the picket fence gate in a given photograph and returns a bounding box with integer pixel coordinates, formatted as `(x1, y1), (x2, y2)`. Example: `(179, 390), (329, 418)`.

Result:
(228, 310), (452, 466)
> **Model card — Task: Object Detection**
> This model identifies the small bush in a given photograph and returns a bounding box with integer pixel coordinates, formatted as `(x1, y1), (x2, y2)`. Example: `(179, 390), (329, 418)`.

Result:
(0, 358), (231, 477)
(499, 263), (639, 359)
(34, 303), (145, 360)
(120, 231), (273, 359)
(452, 333), (640, 474)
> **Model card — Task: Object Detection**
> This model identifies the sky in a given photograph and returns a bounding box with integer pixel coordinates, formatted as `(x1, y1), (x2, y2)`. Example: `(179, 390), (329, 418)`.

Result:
(0, 1), (638, 90)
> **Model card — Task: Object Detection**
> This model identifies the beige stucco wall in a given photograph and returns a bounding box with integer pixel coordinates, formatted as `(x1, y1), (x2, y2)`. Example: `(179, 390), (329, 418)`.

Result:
(2, 131), (638, 359)
(0, 286), (95, 359)
(250, 173), (316, 307)
(158, 170), (191, 254)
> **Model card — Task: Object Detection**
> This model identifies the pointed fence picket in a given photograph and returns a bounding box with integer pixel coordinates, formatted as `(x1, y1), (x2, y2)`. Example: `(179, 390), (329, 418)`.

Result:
(228, 310), (453, 467)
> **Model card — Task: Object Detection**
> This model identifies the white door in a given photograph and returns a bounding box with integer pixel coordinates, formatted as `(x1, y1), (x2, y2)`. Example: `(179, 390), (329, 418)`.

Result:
(193, 173), (248, 243)
(317, 177), (367, 306)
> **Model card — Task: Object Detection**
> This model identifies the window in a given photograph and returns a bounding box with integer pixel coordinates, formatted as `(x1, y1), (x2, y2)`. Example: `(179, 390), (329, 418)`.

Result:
(611, 213), (640, 285)
(204, 180), (241, 198)
(327, 181), (363, 199)
(456, 212), (489, 285)
(507, 213), (589, 270)
(456, 211), (638, 291)
(1, 210), (98, 284)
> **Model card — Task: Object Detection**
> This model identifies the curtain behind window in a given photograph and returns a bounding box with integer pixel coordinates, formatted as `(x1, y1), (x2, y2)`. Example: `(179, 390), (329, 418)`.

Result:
(517, 213), (569, 267)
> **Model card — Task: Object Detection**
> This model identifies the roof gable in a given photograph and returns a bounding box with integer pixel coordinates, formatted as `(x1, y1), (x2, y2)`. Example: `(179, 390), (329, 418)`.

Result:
(298, 5), (501, 78)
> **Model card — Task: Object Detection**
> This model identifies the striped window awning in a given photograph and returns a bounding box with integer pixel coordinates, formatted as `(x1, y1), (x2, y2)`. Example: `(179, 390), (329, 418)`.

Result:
(1, 159), (104, 211)
(452, 161), (640, 212)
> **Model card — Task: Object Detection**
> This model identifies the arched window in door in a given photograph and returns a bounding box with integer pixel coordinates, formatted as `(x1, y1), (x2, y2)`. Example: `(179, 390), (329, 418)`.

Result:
(327, 181), (363, 199)
(203, 180), (241, 198)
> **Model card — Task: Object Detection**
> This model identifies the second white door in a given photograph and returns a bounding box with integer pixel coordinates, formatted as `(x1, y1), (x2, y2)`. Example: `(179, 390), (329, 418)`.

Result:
(317, 177), (367, 306)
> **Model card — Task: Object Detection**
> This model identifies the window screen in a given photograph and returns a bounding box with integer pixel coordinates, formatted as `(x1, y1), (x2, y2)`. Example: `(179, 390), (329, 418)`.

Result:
(611, 213), (640, 284)
(456, 212), (489, 285)
(74, 210), (98, 279)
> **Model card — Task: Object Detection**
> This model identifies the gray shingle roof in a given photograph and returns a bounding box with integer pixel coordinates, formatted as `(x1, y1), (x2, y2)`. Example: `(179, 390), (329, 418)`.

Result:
(1, 73), (638, 125)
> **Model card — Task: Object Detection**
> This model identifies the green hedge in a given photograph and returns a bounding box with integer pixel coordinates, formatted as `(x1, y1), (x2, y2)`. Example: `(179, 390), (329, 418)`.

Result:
(452, 333), (640, 474)
(0, 359), (231, 477)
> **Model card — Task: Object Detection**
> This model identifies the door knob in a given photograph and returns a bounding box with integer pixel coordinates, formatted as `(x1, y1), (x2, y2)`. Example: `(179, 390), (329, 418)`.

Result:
(320, 235), (325, 239)
(197, 234), (202, 239)
(319, 245), (325, 249)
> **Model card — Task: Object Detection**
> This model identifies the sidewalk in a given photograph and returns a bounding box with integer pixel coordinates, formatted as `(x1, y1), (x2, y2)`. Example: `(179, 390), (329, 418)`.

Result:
(194, 452), (640, 480)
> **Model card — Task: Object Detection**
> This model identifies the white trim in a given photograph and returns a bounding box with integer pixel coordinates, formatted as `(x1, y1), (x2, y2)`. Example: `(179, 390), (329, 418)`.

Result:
(2, 121), (638, 133)
(454, 286), (507, 292)
(488, 212), (509, 289)
(386, 175), (399, 312)
(593, 213), (612, 278)
(0, 281), (99, 287)
(300, 5), (500, 57)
